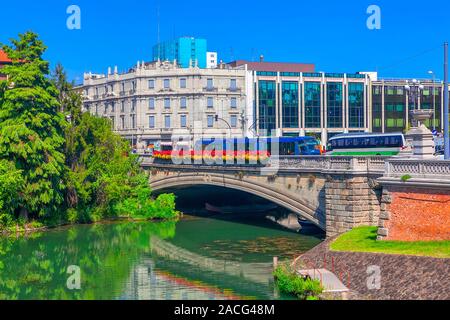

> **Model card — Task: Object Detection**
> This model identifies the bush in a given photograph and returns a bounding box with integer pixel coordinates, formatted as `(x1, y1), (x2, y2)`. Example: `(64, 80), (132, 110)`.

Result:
(273, 264), (323, 300)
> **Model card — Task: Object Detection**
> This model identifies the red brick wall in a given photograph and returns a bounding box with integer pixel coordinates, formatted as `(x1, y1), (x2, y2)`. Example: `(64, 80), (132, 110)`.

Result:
(382, 187), (450, 241)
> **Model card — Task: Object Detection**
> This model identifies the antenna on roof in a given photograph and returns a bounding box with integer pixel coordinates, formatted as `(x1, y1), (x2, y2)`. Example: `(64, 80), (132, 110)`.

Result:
(157, 3), (161, 58)
(251, 48), (256, 62)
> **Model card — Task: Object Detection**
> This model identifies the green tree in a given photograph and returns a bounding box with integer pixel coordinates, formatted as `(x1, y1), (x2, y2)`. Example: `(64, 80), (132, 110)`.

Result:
(0, 32), (66, 221)
(52, 64), (178, 222)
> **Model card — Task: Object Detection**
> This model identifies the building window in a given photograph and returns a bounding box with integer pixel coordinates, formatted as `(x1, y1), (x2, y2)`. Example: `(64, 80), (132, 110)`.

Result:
(304, 82), (321, 128)
(164, 98), (171, 109)
(149, 98), (155, 109)
(131, 100), (136, 113)
(111, 102), (115, 113)
(282, 81), (299, 128)
(231, 115), (237, 128)
(372, 86), (383, 132)
(384, 85), (406, 132)
(326, 82), (343, 128)
(148, 79), (155, 89)
(121, 101), (125, 113)
(121, 83), (125, 93)
(164, 79), (170, 89)
(207, 115), (214, 128)
(131, 114), (136, 129)
(180, 97), (187, 109)
(230, 97), (237, 109)
(207, 97), (214, 108)
(348, 83), (365, 129)
(180, 115), (187, 128)
(121, 116), (125, 129)
(207, 78), (213, 89)
(164, 115), (171, 128)
(420, 86), (442, 130)
(258, 80), (276, 133)
(230, 79), (237, 90)
(180, 78), (187, 88)
(149, 116), (155, 128)
(110, 116), (115, 128)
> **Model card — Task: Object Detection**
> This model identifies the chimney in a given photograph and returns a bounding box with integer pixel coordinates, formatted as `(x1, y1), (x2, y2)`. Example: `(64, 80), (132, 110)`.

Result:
(260, 55), (264, 63)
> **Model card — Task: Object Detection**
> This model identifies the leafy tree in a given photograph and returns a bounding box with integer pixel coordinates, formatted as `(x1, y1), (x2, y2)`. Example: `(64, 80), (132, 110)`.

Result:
(52, 64), (179, 223)
(0, 160), (23, 227)
(0, 32), (66, 220)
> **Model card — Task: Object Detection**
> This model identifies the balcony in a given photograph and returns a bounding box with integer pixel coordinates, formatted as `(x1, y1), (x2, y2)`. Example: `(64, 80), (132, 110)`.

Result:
(203, 86), (218, 92)
(227, 87), (241, 93)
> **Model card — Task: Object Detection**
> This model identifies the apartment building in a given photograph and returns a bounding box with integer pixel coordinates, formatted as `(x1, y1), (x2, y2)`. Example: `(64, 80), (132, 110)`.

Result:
(80, 60), (250, 148)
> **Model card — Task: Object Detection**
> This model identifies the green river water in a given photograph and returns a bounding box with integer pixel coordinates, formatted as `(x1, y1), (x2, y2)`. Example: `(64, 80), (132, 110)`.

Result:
(0, 213), (323, 300)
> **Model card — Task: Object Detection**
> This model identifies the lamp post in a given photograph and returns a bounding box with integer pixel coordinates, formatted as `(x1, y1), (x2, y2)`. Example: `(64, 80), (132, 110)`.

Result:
(405, 79), (429, 127)
(428, 71), (436, 131)
(215, 115), (232, 138)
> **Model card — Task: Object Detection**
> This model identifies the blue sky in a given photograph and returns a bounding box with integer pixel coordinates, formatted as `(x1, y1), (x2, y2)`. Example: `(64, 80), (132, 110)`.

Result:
(1, 0), (449, 82)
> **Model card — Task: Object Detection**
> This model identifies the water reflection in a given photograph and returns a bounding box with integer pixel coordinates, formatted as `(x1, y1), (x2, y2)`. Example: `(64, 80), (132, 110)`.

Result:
(0, 215), (323, 300)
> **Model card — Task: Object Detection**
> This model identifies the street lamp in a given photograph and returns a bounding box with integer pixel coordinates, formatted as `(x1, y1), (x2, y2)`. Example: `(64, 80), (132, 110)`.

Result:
(214, 114), (232, 138)
(428, 71), (437, 131)
(405, 79), (428, 127)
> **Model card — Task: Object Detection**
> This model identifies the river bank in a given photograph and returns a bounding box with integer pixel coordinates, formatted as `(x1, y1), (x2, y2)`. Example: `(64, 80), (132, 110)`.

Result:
(0, 214), (182, 237)
(295, 237), (450, 300)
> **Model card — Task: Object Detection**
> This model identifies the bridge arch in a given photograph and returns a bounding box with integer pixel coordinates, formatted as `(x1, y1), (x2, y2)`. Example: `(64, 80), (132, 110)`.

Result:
(150, 172), (325, 230)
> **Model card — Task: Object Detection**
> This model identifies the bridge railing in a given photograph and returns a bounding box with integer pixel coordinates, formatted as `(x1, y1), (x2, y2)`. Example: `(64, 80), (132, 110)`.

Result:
(268, 156), (387, 174)
(141, 155), (388, 174)
(384, 158), (450, 178)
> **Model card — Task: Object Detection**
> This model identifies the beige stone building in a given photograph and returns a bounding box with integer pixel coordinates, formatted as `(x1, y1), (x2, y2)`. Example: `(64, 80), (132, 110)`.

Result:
(80, 60), (252, 149)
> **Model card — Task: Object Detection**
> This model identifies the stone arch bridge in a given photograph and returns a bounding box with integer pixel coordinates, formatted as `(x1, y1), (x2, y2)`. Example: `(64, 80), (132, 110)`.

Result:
(142, 156), (387, 237)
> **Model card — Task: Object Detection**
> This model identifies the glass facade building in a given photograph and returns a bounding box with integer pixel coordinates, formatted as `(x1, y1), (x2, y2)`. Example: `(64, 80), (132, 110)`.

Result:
(258, 80), (277, 134)
(152, 37), (207, 69)
(370, 80), (445, 134)
(305, 82), (322, 128)
(326, 82), (343, 128)
(252, 71), (370, 144)
(348, 83), (365, 128)
(281, 81), (299, 128)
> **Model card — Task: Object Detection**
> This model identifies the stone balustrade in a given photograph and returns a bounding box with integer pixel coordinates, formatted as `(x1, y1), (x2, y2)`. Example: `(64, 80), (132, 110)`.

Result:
(141, 155), (388, 175)
(384, 158), (450, 178)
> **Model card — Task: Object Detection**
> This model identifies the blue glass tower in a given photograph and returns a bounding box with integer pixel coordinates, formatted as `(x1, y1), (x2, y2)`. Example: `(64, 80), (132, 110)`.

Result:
(152, 37), (207, 69)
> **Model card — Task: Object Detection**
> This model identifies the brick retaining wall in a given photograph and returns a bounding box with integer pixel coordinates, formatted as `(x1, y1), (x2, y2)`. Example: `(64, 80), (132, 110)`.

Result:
(378, 186), (450, 241)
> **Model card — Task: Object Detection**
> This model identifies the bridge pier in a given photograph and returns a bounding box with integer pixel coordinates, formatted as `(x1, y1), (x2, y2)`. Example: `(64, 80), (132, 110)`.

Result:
(325, 175), (381, 237)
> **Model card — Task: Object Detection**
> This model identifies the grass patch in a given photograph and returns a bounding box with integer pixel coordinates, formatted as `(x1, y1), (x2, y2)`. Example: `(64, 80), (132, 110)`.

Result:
(330, 227), (450, 259)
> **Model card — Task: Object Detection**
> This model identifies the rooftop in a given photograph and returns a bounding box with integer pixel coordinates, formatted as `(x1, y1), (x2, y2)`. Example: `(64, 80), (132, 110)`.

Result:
(228, 60), (315, 73)
(0, 50), (12, 63)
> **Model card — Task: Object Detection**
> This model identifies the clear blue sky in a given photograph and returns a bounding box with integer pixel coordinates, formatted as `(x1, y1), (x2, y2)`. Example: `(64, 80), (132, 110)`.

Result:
(1, 0), (449, 83)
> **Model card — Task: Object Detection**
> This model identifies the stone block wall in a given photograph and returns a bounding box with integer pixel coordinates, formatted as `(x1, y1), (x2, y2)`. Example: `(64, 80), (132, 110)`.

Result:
(325, 175), (381, 237)
(378, 186), (450, 241)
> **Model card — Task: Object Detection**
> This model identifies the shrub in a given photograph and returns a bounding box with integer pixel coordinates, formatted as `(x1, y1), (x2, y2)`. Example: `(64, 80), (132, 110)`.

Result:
(401, 174), (412, 182)
(273, 264), (323, 300)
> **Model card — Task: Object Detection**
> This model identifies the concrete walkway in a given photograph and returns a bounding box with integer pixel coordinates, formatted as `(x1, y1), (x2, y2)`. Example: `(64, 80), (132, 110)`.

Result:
(297, 268), (349, 294)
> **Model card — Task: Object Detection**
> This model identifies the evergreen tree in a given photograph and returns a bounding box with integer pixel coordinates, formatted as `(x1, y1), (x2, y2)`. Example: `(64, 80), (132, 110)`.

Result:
(0, 32), (66, 220)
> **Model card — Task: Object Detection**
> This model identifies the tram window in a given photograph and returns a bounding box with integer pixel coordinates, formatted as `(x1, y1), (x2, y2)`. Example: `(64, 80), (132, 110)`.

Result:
(281, 142), (295, 155)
